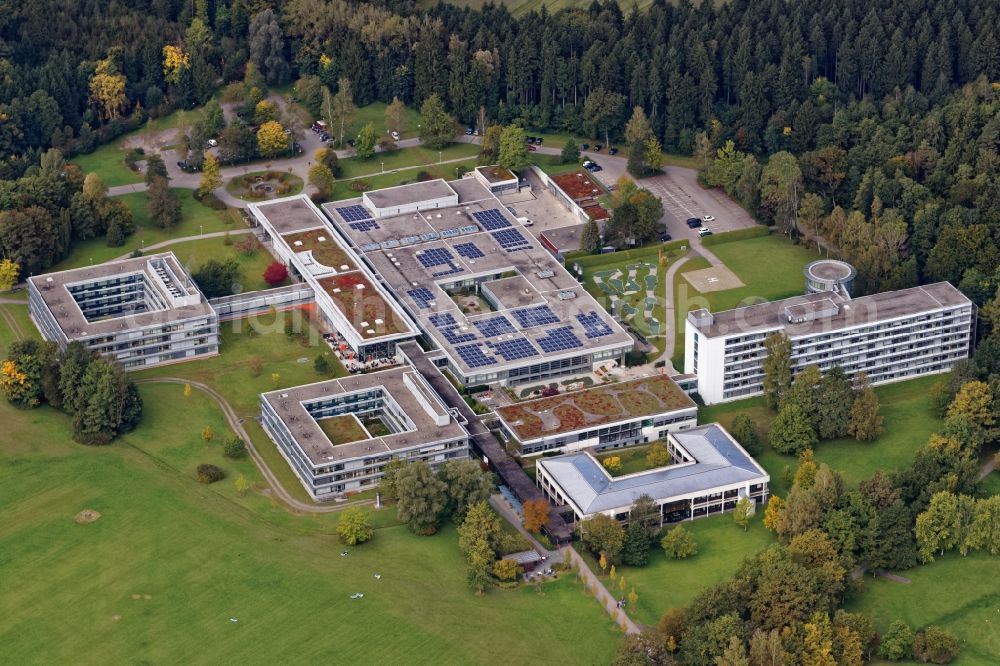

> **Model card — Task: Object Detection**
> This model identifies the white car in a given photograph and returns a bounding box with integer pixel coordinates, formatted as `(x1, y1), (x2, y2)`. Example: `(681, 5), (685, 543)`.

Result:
(702, 214), (715, 222)
(391, 131), (400, 141)
(699, 227), (713, 237)
(206, 139), (218, 147)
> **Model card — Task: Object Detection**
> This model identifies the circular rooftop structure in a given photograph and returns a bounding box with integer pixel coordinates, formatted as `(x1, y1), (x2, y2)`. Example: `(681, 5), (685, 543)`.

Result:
(805, 259), (856, 296)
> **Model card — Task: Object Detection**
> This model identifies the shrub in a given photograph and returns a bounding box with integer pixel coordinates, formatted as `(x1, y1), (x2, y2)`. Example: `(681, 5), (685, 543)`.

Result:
(349, 180), (370, 192)
(223, 435), (247, 459)
(661, 525), (698, 559)
(248, 356), (263, 376)
(912, 626), (959, 664)
(262, 261), (289, 286)
(196, 463), (225, 484)
(235, 235), (261, 257)
(198, 192), (227, 210)
(336, 507), (374, 545)
(493, 558), (520, 582)
(879, 620), (915, 661)
(602, 456), (622, 473)
(201, 426), (215, 442)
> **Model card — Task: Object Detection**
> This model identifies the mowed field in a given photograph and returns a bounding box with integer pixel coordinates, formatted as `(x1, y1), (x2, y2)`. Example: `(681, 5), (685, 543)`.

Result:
(0, 309), (620, 664)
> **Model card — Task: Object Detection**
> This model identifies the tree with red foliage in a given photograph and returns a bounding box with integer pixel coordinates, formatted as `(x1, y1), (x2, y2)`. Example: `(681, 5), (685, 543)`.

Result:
(263, 261), (288, 286)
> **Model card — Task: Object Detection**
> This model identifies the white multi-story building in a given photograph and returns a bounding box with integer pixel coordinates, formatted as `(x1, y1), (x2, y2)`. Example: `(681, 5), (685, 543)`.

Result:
(685, 282), (975, 404)
(28, 252), (219, 369)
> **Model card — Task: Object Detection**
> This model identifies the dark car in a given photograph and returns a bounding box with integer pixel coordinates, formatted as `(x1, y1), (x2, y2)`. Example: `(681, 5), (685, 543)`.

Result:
(346, 138), (355, 147)
(608, 147), (618, 155)
(581, 143), (590, 150)
(177, 160), (187, 169)
(465, 127), (474, 135)
(594, 144), (602, 151)
(320, 133), (330, 141)
(686, 217), (702, 228)
(527, 144), (537, 152)
(660, 232), (672, 242)
(525, 136), (535, 144)
(591, 165), (603, 172)
(535, 137), (543, 145)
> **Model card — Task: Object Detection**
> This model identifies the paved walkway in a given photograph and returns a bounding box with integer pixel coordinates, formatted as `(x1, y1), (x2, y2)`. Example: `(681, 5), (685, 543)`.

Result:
(112, 228), (252, 260)
(654, 252), (693, 372)
(489, 494), (640, 635)
(134, 377), (375, 515)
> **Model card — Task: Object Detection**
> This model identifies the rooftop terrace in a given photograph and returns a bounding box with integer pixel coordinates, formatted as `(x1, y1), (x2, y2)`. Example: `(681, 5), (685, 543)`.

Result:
(497, 375), (695, 442)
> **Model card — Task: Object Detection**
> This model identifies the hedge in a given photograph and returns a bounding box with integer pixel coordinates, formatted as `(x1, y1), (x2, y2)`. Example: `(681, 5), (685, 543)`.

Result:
(569, 240), (690, 269)
(699, 225), (771, 246)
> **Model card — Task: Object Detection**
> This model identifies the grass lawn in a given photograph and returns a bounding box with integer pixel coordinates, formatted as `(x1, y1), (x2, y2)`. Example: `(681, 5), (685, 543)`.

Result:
(53, 190), (241, 271)
(670, 234), (818, 368)
(529, 153), (586, 176)
(72, 141), (143, 187)
(598, 444), (654, 476)
(979, 468), (1000, 497)
(577, 244), (686, 358)
(153, 237), (275, 293)
(0, 310), (619, 663)
(0, 399), (618, 663)
(701, 375), (943, 497)
(343, 101), (422, 141)
(338, 142), (479, 180)
(325, 158), (480, 202)
(847, 552), (1000, 666)
(600, 514), (775, 627)
(317, 414), (369, 445)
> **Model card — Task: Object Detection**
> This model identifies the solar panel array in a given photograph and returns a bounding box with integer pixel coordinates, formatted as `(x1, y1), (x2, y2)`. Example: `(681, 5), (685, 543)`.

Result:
(429, 313), (457, 328)
(511, 305), (560, 329)
(536, 326), (583, 353)
(408, 287), (435, 309)
(492, 337), (539, 361)
(473, 316), (516, 338)
(471, 208), (511, 231)
(454, 242), (485, 259)
(455, 343), (497, 368)
(417, 248), (463, 277)
(491, 228), (531, 252)
(440, 326), (477, 344)
(349, 220), (380, 232)
(576, 311), (615, 339)
(336, 205), (372, 222)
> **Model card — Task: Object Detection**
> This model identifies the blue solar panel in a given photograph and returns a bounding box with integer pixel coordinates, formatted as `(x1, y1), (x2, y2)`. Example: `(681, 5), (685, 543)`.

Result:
(491, 228), (531, 252)
(441, 326), (477, 344)
(429, 313), (457, 328)
(492, 337), (539, 361)
(336, 205), (373, 222)
(511, 305), (560, 329)
(472, 208), (511, 231)
(536, 326), (583, 353)
(408, 287), (435, 309)
(455, 343), (497, 368)
(417, 248), (455, 268)
(473, 316), (516, 338)
(576, 311), (614, 338)
(349, 220), (380, 232)
(454, 242), (486, 259)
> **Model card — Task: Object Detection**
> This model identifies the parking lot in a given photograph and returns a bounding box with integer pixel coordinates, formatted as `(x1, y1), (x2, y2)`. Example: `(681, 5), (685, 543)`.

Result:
(643, 167), (757, 240)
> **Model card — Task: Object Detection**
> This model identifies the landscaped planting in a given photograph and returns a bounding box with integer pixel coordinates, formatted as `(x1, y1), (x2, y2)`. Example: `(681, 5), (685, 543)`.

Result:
(282, 228), (356, 271)
(498, 375), (693, 440)
(317, 414), (369, 445)
(317, 273), (409, 338)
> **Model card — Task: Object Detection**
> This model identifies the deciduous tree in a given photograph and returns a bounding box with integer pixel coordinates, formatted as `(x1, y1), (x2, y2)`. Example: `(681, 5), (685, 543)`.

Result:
(762, 332), (792, 409)
(522, 498), (550, 533)
(439, 459), (493, 522)
(356, 122), (377, 158)
(769, 403), (818, 456)
(336, 506), (374, 545)
(198, 153), (222, 196)
(497, 125), (528, 172)
(581, 513), (626, 563)
(661, 524), (698, 559)
(256, 120), (289, 157)
(396, 460), (448, 534)
(848, 372), (883, 441)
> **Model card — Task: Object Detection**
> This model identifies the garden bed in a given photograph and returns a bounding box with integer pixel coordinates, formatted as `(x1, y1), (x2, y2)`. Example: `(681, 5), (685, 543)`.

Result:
(226, 170), (304, 201)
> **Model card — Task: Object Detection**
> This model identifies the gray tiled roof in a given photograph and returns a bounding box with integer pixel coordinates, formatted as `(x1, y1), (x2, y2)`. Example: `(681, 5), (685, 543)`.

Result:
(538, 424), (768, 514)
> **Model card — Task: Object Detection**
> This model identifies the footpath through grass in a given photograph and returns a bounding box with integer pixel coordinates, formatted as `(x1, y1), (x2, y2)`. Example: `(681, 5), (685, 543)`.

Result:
(53, 190), (241, 271)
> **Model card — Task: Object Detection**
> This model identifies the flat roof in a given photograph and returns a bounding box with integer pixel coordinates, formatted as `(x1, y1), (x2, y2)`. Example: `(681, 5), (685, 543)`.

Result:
(476, 166), (517, 183)
(364, 179), (457, 209)
(496, 375), (695, 442)
(323, 182), (633, 376)
(261, 366), (468, 465)
(537, 424), (768, 514)
(551, 171), (604, 201)
(806, 259), (855, 282)
(688, 282), (972, 339)
(541, 224), (587, 253)
(29, 252), (215, 338)
(249, 196), (416, 343)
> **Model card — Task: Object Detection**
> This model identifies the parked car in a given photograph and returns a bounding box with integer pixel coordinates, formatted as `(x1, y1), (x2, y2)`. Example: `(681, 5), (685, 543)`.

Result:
(390, 131), (400, 141)
(527, 144), (537, 152)
(686, 217), (702, 228)
(608, 147), (618, 155)
(590, 164), (603, 172)
(525, 136), (535, 144)
(703, 214), (715, 222)
(593, 144), (602, 151)
(535, 137), (543, 144)
(660, 232), (672, 242)
(699, 227), (713, 237)
(346, 138), (355, 147)
(206, 139), (218, 147)
(580, 143), (590, 150)
(320, 133), (330, 141)
(466, 127), (474, 135)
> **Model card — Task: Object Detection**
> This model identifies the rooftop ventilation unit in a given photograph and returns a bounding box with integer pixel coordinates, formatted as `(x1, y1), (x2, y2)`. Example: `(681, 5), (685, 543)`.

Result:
(535, 270), (555, 279)
(556, 291), (577, 300)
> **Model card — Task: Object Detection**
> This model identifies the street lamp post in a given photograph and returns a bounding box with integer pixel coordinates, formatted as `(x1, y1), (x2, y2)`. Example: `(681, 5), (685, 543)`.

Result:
(381, 162), (384, 174)
(438, 151), (442, 164)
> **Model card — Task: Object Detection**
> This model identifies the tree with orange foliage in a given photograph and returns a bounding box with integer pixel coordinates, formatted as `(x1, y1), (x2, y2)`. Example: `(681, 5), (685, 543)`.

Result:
(522, 498), (550, 533)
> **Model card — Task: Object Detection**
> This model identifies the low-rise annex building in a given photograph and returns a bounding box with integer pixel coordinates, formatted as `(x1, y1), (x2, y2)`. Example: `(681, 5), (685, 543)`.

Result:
(535, 423), (769, 526)
(260, 365), (471, 499)
(27, 251), (219, 369)
(495, 374), (697, 456)
(685, 282), (975, 404)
